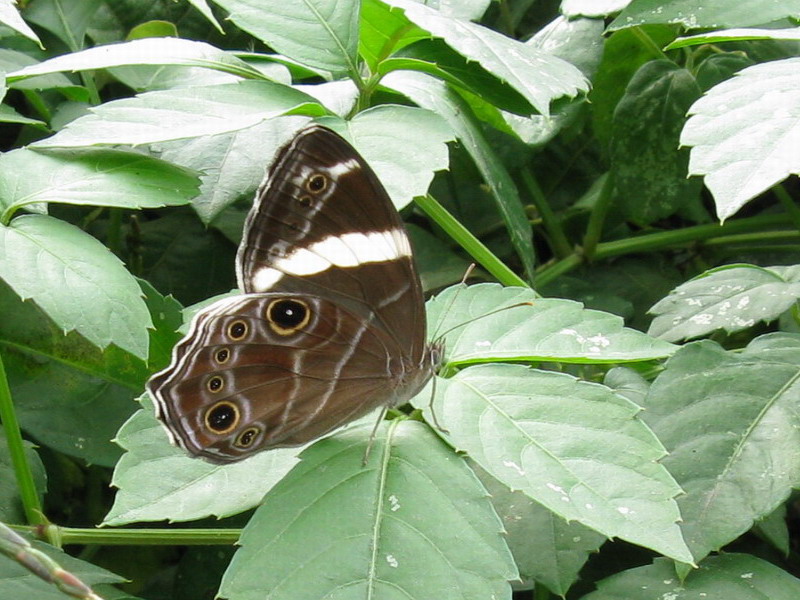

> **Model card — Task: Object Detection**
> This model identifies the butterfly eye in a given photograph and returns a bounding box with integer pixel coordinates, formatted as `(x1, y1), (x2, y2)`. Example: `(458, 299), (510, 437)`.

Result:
(215, 348), (230, 364)
(267, 298), (310, 335)
(235, 426), (260, 449)
(306, 173), (327, 193)
(228, 320), (248, 340)
(205, 401), (239, 434)
(206, 375), (224, 393)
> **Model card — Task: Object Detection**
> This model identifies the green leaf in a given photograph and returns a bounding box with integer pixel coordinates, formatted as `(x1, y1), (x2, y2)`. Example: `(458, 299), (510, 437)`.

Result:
(0, 148), (198, 220)
(219, 420), (518, 600)
(138, 279), (183, 373)
(23, 0), (100, 49)
(185, 0), (224, 33)
(427, 284), (676, 365)
(360, 0), (429, 71)
(0, 539), (123, 597)
(473, 462), (606, 596)
(7, 38), (267, 81)
(325, 105), (454, 210)
(0, 104), (46, 127)
(610, 60), (702, 224)
(604, 366), (650, 406)
(610, 0), (800, 31)
(384, 71), (537, 283)
(668, 27), (800, 50)
(0, 429), (45, 522)
(681, 58), (800, 221)
(502, 15), (603, 146)
(33, 80), (324, 147)
(157, 116), (310, 224)
(648, 264), (800, 342)
(0, 215), (152, 359)
(138, 211), (237, 306)
(0, 277), (163, 466)
(428, 364), (691, 563)
(754, 504), (790, 556)
(104, 398), (301, 525)
(212, 0), (359, 76)
(384, 39), (535, 116)
(589, 25), (678, 146)
(561, 0), (631, 17)
(583, 554), (800, 599)
(0, 48), (81, 93)
(642, 335), (800, 562)
(0, 0), (42, 47)
(383, 0), (587, 116)
(694, 52), (755, 92)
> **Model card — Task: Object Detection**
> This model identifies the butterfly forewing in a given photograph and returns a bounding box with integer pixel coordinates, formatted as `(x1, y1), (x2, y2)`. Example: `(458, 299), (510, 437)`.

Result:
(236, 126), (427, 364)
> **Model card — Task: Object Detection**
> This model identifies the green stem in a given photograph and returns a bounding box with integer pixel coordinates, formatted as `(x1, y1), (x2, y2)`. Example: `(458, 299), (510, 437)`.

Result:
(773, 184), (800, 232)
(414, 194), (529, 288)
(10, 525), (241, 546)
(520, 169), (571, 259)
(537, 213), (790, 287)
(0, 354), (44, 525)
(581, 172), (614, 260)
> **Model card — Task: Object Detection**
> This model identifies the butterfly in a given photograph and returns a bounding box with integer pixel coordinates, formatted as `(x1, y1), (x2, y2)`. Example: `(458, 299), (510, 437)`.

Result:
(147, 124), (440, 463)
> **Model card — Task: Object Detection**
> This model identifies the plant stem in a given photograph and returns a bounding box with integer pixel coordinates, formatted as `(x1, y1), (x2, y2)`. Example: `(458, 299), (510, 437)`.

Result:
(773, 184), (800, 232)
(520, 169), (572, 259)
(0, 354), (44, 525)
(415, 194), (529, 288)
(581, 172), (614, 260)
(537, 213), (791, 287)
(10, 524), (241, 546)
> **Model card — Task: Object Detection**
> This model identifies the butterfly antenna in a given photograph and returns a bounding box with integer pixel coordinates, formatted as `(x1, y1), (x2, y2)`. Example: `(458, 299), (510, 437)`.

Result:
(429, 263), (476, 342)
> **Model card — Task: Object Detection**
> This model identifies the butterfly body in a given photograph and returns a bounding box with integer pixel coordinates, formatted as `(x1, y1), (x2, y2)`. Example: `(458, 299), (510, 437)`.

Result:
(148, 125), (435, 463)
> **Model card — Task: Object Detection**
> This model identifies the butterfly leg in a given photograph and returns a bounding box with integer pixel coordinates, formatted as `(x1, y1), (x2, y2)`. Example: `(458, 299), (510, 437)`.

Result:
(361, 404), (391, 466)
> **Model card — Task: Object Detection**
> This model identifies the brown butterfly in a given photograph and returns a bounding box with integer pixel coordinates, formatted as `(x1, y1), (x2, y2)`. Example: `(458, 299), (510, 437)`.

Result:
(148, 125), (439, 463)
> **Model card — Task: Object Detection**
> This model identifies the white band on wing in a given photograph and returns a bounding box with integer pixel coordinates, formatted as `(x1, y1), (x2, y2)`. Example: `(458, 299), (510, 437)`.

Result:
(251, 228), (412, 292)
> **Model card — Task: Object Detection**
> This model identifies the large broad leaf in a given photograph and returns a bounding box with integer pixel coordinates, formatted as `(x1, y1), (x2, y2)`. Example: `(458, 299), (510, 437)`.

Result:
(0, 215), (151, 359)
(323, 105), (454, 210)
(642, 335), (800, 563)
(104, 398), (301, 525)
(382, 0), (587, 116)
(425, 364), (691, 563)
(0, 430), (46, 522)
(0, 148), (198, 220)
(427, 283), (676, 364)
(219, 420), (518, 600)
(33, 80), (324, 147)
(648, 264), (800, 342)
(7, 38), (265, 81)
(383, 71), (537, 283)
(473, 462), (606, 596)
(211, 0), (359, 76)
(609, 0), (800, 31)
(0, 280), (167, 466)
(583, 554), (800, 599)
(157, 115), (311, 224)
(681, 58), (800, 221)
(610, 60), (702, 225)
